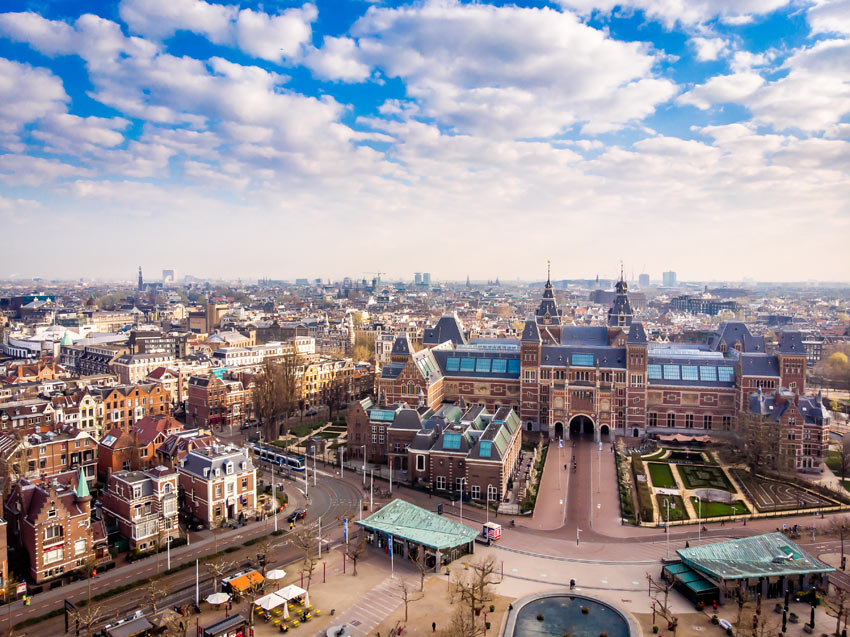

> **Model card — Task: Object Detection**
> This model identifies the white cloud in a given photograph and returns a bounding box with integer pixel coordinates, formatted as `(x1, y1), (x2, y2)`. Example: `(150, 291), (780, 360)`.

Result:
(304, 37), (371, 82)
(729, 50), (772, 73)
(0, 154), (90, 186)
(678, 72), (765, 109)
(808, 0), (850, 35)
(0, 57), (68, 150)
(690, 37), (729, 61)
(31, 113), (129, 155)
(341, 3), (675, 137)
(119, 0), (317, 63)
(555, 0), (791, 28)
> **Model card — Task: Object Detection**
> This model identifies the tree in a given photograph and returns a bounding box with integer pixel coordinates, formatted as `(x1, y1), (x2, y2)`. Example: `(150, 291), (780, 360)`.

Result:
(409, 546), (430, 591)
(254, 536), (274, 575)
(71, 603), (113, 637)
(162, 609), (189, 637)
(353, 332), (376, 362)
(827, 517), (850, 563)
(325, 369), (349, 420)
(143, 578), (169, 614)
(204, 556), (236, 593)
(443, 607), (480, 637)
(253, 354), (300, 443)
(393, 578), (423, 622)
(288, 526), (325, 590)
(824, 583), (850, 637)
(453, 557), (502, 628)
(646, 573), (678, 636)
(837, 437), (850, 481)
(346, 534), (366, 577)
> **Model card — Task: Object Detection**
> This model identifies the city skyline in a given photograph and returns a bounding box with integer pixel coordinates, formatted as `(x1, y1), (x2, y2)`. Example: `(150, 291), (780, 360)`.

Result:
(0, 0), (848, 281)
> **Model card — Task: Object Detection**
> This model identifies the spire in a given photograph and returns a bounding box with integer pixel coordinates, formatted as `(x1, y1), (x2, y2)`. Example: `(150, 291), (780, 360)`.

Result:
(546, 259), (551, 286)
(138, 266), (143, 291)
(75, 467), (91, 500)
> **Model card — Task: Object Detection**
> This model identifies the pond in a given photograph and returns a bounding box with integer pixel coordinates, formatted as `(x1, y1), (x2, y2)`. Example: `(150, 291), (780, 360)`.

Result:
(511, 594), (633, 637)
(667, 450), (706, 463)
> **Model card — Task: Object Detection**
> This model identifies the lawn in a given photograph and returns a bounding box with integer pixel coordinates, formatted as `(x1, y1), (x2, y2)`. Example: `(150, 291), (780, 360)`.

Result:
(678, 464), (735, 492)
(648, 462), (678, 489)
(642, 448), (668, 461)
(690, 497), (749, 517)
(317, 431), (341, 439)
(657, 494), (688, 522)
(827, 450), (843, 473)
(289, 422), (325, 438)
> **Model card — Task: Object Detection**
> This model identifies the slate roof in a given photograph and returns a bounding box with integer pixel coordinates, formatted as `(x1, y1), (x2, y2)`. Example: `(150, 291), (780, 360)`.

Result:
(389, 408), (422, 431)
(559, 326), (609, 346)
(677, 533), (833, 581)
(748, 390), (829, 426)
(710, 322), (765, 353)
(739, 354), (781, 377)
(356, 498), (479, 550)
(179, 447), (253, 478)
(607, 293), (633, 327)
(380, 363), (406, 380)
(521, 318), (541, 342)
(391, 334), (413, 357)
(423, 315), (467, 346)
(627, 322), (648, 344)
(776, 331), (805, 355)
(534, 281), (562, 325)
(541, 345), (627, 369)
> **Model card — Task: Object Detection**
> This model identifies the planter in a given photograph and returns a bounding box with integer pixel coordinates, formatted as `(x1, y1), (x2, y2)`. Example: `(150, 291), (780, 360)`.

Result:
(485, 622), (491, 630)
(774, 603), (782, 614)
(711, 615), (718, 624)
(489, 604), (495, 613)
(652, 627), (659, 634)
(789, 613), (799, 624)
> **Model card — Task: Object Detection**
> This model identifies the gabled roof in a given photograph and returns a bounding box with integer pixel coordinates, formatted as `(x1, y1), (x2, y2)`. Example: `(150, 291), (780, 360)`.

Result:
(710, 322), (762, 353)
(356, 498), (479, 550)
(677, 532), (833, 580)
(521, 318), (541, 342)
(739, 354), (780, 377)
(391, 333), (413, 357)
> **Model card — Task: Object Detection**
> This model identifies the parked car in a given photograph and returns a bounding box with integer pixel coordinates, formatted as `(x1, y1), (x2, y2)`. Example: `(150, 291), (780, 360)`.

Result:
(287, 508), (307, 523)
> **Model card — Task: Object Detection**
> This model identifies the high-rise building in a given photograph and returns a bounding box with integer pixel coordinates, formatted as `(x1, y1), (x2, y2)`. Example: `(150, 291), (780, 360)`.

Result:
(638, 273), (650, 288)
(663, 271), (677, 287)
(138, 266), (143, 291)
(162, 269), (176, 284)
(414, 272), (422, 285)
(423, 272), (431, 285)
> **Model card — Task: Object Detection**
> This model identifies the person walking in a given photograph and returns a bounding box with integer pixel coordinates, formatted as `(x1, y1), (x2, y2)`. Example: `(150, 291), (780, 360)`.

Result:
(432, 622), (436, 632)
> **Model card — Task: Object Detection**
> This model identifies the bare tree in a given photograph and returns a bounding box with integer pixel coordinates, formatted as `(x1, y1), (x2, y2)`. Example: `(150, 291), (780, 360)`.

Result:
(646, 573), (678, 636)
(442, 607), (480, 637)
(288, 526), (324, 590)
(204, 556), (236, 593)
(838, 436), (850, 482)
(393, 578), (424, 622)
(409, 546), (430, 591)
(253, 355), (300, 443)
(824, 581), (850, 637)
(325, 370), (349, 421)
(162, 609), (189, 637)
(453, 558), (502, 627)
(346, 534), (366, 577)
(254, 536), (274, 575)
(72, 602), (113, 637)
(143, 578), (169, 614)
(827, 517), (850, 564)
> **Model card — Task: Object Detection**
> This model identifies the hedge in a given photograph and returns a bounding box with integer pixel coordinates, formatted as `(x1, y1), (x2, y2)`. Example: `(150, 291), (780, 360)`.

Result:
(614, 447), (635, 523)
(631, 454), (655, 524)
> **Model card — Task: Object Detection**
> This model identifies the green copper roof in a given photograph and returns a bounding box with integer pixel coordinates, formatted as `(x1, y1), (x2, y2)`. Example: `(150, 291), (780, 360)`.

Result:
(677, 532), (834, 581)
(75, 468), (90, 499)
(60, 331), (74, 346)
(356, 498), (479, 550)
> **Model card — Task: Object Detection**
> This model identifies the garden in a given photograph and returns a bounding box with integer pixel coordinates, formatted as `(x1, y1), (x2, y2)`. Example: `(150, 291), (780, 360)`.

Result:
(678, 464), (735, 491)
(656, 494), (689, 521)
(689, 496), (749, 518)
(647, 462), (678, 489)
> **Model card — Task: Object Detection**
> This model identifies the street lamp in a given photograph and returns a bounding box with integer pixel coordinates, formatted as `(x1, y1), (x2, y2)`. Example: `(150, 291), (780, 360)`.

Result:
(665, 498), (671, 559)
(486, 484), (493, 526)
(458, 478), (467, 524)
(360, 444), (366, 486)
(696, 495), (702, 544)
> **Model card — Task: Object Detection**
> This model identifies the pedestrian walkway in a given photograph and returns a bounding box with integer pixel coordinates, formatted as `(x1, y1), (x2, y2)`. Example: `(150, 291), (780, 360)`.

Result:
(322, 576), (407, 636)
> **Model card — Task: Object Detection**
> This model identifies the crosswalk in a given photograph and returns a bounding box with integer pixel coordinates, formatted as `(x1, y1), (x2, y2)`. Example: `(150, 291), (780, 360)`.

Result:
(318, 576), (406, 636)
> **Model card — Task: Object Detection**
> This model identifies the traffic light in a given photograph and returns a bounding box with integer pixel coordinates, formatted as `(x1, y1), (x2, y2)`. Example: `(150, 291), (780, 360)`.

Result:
(437, 504), (443, 515)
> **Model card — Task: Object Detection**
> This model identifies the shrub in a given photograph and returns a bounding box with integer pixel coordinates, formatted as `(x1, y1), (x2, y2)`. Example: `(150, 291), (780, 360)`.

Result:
(489, 604), (495, 612)
(652, 626), (659, 634)
(631, 454), (654, 523)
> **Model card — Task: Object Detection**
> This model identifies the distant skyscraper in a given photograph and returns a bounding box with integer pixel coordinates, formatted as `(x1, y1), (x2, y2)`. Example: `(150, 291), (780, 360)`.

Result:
(414, 272), (422, 285)
(138, 266), (143, 291)
(423, 272), (431, 286)
(638, 273), (650, 288)
(663, 271), (677, 287)
(162, 269), (176, 284)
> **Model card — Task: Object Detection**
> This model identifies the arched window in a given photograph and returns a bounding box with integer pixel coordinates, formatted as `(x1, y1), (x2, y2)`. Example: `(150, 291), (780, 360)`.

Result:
(407, 382), (415, 394)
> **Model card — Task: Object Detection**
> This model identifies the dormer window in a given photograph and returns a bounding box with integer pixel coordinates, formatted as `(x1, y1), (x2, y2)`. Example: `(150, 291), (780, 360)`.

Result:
(203, 468), (210, 477)
(47, 507), (57, 519)
(226, 462), (233, 475)
(215, 468), (220, 477)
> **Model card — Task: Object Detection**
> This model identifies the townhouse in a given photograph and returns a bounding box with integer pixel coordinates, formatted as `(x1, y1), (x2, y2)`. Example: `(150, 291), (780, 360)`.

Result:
(177, 446), (256, 527)
(101, 466), (179, 551)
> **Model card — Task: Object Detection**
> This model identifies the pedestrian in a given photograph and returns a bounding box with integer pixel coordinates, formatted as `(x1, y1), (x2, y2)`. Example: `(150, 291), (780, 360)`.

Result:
(570, 578), (576, 590)
(290, 521), (294, 531)
(432, 622), (436, 632)
(685, 541), (690, 548)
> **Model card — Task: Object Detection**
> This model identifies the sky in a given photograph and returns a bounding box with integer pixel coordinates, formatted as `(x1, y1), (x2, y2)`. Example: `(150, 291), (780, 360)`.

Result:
(0, 0), (848, 283)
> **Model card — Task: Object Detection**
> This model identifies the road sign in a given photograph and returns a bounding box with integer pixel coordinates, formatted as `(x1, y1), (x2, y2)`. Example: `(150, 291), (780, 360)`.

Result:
(343, 517), (348, 543)
(16, 583), (26, 595)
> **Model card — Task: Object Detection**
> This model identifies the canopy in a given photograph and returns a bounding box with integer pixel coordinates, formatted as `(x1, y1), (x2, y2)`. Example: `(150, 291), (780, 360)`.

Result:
(266, 569), (287, 581)
(277, 584), (309, 606)
(254, 592), (290, 617)
(206, 593), (230, 605)
(227, 570), (265, 592)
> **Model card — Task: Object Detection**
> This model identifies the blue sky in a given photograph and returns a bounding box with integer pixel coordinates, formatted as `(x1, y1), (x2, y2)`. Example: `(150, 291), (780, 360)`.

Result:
(0, 0), (848, 282)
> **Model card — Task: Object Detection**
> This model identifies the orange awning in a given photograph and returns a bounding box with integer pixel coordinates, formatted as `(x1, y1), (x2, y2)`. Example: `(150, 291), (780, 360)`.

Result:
(228, 570), (264, 592)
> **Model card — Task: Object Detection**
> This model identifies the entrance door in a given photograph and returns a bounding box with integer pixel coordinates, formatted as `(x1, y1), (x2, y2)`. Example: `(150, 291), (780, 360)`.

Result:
(554, 422), (564, 439)
(569, 415), (594, 438)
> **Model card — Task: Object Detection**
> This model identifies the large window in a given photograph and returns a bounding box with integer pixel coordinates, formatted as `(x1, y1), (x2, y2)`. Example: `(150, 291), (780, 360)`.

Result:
(571, 353), (595, 367)
(475, 359), (491, 373)
(681, 366), (699, 381)
(470, 485), (481, 499)
(44, 525), (63, 541)
(663, 365), (680, 380)
(685, 414), (694, 428)
(44, 547), (64, 565)
(699, 366), (717, 382)
(416, 455), (425, 472)
(435, 476), (446, 490)
(647, 364), (662, 380)
(488, 485), (499, 501)
(717, 367), (735, 382)
(667, 413), (676, 427)
(446, 357), (460, 372)
(459, 358), (476, 373)
(648, 412), (657, 427)
(492, 359), (507, 374)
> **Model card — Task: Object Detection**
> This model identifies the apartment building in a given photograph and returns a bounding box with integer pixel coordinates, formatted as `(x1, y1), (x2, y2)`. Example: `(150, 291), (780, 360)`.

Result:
(112, 353), (176, 385)
(88, 383), (170, 432)
(101, 466), (179, 550)
(97, 415), (184, 478)
(1, 426), (98, 484)
(0, 399), (56, 433)
(177, 446), (256, 527)
(186, 375), (249, 429)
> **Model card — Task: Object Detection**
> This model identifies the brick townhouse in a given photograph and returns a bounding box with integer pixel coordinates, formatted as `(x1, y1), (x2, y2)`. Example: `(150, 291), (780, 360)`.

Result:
(101, 466), (179, 551)
(97, 415), (184, 478)
(186, 375), (249, 429)
(177, 446), (256, 527)
(0, 425), (97, 484)
(88, 383), (171, 432)
(0, 399), (56, 434)
(4, 469), (108, 583)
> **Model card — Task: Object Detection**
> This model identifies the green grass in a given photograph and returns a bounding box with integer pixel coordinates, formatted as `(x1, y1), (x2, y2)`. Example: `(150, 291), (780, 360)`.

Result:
(317, 431), (341, 439)
(690, 497), (749, 517)
(657, 494), (689, 521)
(827, 450), (842, 473)
(678, 464), (734, 492)
(642, 448), (667, 461)
(648, 462), (678, 488)
(289, 422), (324, 437)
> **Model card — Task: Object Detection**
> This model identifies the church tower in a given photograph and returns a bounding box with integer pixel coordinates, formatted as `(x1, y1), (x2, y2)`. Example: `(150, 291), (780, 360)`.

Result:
(607, 262), (633, 328)
(138, 266), (143, 291)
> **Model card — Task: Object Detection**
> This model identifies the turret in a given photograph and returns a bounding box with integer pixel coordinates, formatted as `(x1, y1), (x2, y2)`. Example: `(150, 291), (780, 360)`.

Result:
(74, 467), (92, 515)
